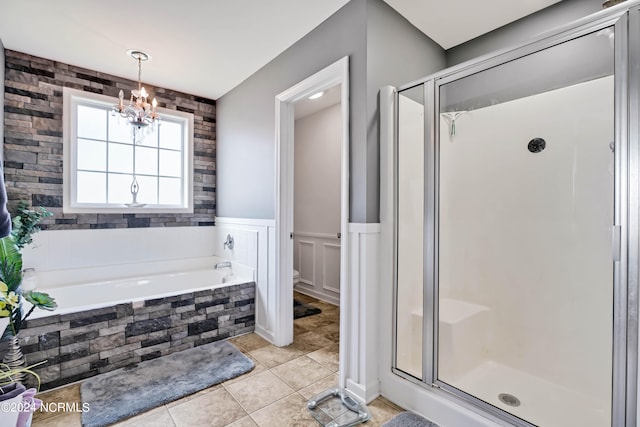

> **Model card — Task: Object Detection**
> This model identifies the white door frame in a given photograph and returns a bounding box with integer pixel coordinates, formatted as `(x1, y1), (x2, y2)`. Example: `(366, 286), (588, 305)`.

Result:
(274, 56), (349, 382)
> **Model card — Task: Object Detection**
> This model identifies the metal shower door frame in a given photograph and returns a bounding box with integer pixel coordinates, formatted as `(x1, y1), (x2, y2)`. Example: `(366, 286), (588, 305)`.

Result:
(392, 3), (640, 426)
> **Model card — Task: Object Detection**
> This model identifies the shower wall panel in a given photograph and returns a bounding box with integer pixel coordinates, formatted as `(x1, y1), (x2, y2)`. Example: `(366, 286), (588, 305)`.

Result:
(438, 76), (614, 403)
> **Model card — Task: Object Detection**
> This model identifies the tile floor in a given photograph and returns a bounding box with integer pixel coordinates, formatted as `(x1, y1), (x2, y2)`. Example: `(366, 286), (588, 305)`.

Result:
(32, 292), (404, 427)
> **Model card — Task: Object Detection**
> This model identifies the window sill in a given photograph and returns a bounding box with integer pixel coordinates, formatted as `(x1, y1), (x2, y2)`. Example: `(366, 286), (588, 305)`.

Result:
(63, 205), (194, 214)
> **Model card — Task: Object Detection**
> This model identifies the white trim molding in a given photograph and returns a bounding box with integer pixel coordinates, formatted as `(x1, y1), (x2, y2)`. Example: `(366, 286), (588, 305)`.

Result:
(297, 240), (316, 286)
(63, 87), (194, 214)
(274, 56), (350, 349)
(345, 222), (381, 403)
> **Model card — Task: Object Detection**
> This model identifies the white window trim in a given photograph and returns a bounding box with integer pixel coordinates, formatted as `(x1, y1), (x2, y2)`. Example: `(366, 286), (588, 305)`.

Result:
(63, 87), (194, 214)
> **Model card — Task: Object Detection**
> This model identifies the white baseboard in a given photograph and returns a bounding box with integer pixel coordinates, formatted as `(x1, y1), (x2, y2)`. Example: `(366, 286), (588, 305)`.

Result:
(254, 324), (275, 344)
(294, 285), (339, 306)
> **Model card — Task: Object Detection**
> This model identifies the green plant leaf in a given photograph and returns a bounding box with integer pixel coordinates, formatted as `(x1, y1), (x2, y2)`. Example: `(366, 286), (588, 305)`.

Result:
(23, 291), (57, 311)
(11, 201), (53, 250)
(0, 361), (46, 390)
(0, 236), (22, 292)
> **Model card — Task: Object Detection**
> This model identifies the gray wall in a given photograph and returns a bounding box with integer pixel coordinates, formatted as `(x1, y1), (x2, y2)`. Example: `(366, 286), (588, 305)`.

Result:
(216, 0), (445, 222)
(447, 0), (604, 67)
(217, 0), (367, 220)
(366, 0), (445, 221)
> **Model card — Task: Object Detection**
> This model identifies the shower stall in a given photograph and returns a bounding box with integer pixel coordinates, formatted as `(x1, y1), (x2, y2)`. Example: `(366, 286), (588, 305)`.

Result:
(388, 4), (640, 427)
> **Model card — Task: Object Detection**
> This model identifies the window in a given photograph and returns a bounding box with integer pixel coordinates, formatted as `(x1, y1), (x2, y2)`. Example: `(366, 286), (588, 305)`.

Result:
(63, 88), (193, 213)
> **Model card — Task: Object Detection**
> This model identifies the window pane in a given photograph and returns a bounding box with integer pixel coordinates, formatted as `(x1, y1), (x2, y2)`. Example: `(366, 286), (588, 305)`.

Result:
(77, 105), (107, 140)
(159, 149), (182, 177)
(135, 175), (158, 204)
(135, 146), (158, 175)
(138, 126), (158, 148)
(108, 115), (133, 144)
(159, 121), (182, 150)
(77, 139), (106, 171)
(77, 171), (106, 203)
(159, 177), (182, 205)
(108, 143), (133, 174)
(107, 173), (134, 204)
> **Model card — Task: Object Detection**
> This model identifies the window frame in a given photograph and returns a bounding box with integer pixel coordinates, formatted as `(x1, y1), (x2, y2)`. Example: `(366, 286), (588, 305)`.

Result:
(63, 87), (194, 214)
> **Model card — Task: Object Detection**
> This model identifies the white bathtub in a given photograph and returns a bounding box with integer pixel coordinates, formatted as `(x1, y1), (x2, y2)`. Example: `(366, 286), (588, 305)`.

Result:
(24, 256), (255, 320)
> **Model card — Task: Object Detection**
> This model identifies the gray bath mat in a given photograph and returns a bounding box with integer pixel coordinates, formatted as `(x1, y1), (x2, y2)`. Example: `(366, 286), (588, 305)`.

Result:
(80, 340), (254, 427)
(294, 298), (322, 319)
(382, 412), (439, 427)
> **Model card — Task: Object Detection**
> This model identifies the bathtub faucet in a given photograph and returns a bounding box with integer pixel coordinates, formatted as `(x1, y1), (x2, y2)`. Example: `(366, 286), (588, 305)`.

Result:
(214, 261), (232, 270)
(224, 234), (234, 250)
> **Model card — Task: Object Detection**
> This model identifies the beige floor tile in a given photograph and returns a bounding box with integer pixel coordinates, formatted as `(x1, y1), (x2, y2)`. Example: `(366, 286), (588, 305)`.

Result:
(226, 415), (258, 426)
(286, 331), (334, 353)
(31, 411), (81, 427)
(249, 393), (317, 427)
(293, 314), (336, 331)
(168, 387), (247, 427)
(298, 373), (339, 400)
(249, 345), (305, 369)
(225, 370), (295, 413)
(112, 406), (175, 427)
(271, 356), (333, 390)
(375, 395), (405, 412)
(306, 343), (339, 372)
(294, 322), (311, 335)
(229, 333), (271, 352)
(366, 397), (404, 426)
(314, 323), (340, 343)
(34, 383), (81, 423)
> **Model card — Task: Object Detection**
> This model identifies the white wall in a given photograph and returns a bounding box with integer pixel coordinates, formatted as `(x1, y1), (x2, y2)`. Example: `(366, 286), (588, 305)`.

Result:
(293, 104), (341, 304)
(438, 76), (614, 405)
(22, 226), (216, 288)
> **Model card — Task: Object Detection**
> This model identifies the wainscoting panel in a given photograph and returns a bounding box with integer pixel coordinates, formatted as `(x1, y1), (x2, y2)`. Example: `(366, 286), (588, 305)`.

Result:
(294, 231), (340, 305)
(297, 240), (316, 286)
(214, 217), (275, 343)
(322, 243), (341, 294)
(345, 222), (380, 403)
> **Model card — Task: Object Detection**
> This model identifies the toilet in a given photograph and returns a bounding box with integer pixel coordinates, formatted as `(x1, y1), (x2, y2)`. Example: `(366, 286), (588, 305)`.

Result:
(293, 269), (300, 286)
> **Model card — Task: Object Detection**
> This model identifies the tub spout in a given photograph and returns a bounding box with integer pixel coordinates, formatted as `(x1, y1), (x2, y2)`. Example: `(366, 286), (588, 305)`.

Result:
(214, 261), (232, 270)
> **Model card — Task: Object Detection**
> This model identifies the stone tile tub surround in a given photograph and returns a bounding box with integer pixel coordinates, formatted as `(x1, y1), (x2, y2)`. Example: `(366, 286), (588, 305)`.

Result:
(15, 264), (255, 390)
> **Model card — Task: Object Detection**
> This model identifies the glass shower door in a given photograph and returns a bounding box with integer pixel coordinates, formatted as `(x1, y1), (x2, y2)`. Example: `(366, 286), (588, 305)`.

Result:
(395, 85), (425, 379)
(436, 29), (615, 426)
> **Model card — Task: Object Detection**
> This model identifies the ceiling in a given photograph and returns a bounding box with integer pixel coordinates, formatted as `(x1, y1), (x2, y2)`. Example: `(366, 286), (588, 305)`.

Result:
(0, 0), (562, 101)
(295, 85), (342, 120)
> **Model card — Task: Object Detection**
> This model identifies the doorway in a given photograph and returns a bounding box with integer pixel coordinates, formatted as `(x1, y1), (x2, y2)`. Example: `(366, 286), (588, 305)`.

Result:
(274, 57), (349, 388)
(292, 84), (342, 307)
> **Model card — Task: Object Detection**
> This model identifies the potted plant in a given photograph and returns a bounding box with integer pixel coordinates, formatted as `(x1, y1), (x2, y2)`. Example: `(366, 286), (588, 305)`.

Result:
(0, 360), (45, 427)
(0, 202), (56, 382)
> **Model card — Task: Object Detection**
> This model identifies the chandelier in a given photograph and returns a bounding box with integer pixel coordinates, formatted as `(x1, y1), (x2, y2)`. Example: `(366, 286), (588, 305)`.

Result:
(112, 49), (160, 208)
(113, 50), (159, 142)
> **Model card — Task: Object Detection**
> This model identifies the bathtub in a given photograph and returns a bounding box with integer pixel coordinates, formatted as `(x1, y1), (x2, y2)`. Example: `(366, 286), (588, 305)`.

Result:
(17, 257), (257, 390)
(24, 256), (254, 319)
